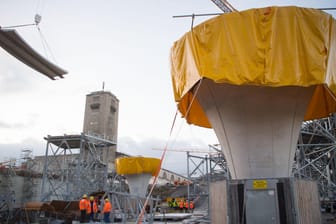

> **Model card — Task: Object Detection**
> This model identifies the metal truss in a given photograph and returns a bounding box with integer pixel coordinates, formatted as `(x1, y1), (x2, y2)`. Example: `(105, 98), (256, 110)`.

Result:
(106, 191), (159, 223)
(186, 146), (228, 184)
(0, 149), (38, 222)
(0, 163), (16, 223)
(40, 133), (116, 201)
(186, 147), (228, 222)
(208, 145), (230, 180)
(20, 149), (37, 203)
(293, 114), (336, 201)
(210, 0), (234, 13)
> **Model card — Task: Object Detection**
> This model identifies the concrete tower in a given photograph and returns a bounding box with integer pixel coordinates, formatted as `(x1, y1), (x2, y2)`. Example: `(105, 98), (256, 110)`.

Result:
(82, 90), (119, 163)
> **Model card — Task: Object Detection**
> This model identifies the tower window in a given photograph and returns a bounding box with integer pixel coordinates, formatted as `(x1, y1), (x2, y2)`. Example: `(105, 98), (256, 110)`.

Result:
(91, 103), (100, 110)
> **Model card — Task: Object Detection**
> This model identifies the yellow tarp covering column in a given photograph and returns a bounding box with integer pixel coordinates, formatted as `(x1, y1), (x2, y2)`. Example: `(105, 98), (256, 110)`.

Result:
(115, 157), (160, 176)
(170, 6), (336, 127)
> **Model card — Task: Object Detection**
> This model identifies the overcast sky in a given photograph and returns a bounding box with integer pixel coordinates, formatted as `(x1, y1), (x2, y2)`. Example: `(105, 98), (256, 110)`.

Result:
(0, 0), (335, 175)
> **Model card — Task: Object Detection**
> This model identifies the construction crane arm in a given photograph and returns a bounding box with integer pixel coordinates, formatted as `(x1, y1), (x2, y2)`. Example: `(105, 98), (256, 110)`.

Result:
(210, 0), (237, 12)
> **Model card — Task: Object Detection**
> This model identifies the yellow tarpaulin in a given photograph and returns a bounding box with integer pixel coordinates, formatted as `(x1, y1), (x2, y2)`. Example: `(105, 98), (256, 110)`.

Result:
(115, 157), (160, 176)
(170, 6), (336, 128)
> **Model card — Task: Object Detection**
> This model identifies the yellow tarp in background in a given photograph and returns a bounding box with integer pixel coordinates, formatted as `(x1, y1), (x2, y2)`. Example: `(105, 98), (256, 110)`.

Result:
(170, 6), (336, 128)
(115, 157), (160, 176)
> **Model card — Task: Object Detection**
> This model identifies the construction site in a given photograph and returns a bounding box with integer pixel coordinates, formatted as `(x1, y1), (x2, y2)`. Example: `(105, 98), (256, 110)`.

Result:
(1, 1), (336, 224)
(2, 115), (336, 223)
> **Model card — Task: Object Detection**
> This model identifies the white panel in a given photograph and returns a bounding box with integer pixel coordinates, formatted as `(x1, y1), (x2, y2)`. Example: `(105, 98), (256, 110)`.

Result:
(196, 79), (314, 179)
(125, 173), (152, 197)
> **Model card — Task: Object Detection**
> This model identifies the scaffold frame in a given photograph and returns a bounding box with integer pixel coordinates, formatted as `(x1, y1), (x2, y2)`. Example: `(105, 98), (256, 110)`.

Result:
(40, 133), (116, 201)
(293, 115), (336, 204)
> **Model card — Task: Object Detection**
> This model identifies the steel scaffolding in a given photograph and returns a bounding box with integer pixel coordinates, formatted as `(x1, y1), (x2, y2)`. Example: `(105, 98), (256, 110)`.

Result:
(104, 190), (159, 223)
(20, 149), (37, 203)
(293, 115), (336, 202)
(0, 161), (15, 223)
(40, 133), (116, 201)
(186, 146), (228, 223)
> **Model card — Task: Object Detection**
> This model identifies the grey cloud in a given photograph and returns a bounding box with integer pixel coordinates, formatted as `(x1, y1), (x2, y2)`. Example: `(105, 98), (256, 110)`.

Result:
(0, 113), (38, 129)
(0, 138), (45, 162)
(0, 121), (26, 129)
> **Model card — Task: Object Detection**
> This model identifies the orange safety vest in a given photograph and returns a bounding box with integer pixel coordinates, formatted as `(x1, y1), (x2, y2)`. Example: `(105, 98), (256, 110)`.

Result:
(87, 200), (98, 214)
(79, 199), (88, 211)
(189, 202), (194, 209)
(184, 201), (189, 209)
(179, 201), (184, 208)
(103, 201), (112, 213)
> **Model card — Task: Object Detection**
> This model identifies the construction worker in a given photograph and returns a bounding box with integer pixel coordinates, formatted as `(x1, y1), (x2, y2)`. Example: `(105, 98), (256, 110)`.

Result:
(184, 200), (189, 213)
(79, 194), (89, 223)
(172, 198), (178, 210)
(189, 200), (194, 213)
(179, 199), (184, 212)
(102, 198), (112, 223)
(88, 196), (98, 221)
(168, 199), (173, 208)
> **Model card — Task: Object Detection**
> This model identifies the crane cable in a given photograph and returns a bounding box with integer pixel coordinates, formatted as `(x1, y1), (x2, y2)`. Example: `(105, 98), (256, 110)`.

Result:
(34, 0), (58, 63)
(36, 25), (57, 63)
(35, 0), (45, 15)
(0, 0), (57, 64)
(136, 78), (204, 223)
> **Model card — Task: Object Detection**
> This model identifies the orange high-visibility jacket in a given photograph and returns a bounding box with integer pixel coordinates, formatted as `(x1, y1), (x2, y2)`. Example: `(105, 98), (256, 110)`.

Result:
(103, 201), (112, 213)
(189, 202), (194, 209)
(79, 199), (89, 211)
(184, 201), (189, 209)
(87, 201), (98, 214)
(179, 201), (184, 208)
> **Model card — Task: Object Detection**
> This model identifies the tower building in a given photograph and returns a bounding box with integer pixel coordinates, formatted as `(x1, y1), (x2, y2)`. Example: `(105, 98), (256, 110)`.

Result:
(82, 90), (119, 163)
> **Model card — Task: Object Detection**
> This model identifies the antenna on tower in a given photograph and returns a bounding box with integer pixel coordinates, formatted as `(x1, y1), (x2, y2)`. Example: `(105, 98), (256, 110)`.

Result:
(102, 81), (105, 91)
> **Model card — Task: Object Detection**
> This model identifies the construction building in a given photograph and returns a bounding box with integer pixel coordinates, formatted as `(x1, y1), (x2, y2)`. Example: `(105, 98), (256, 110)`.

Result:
(82, 90), (119, 164)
